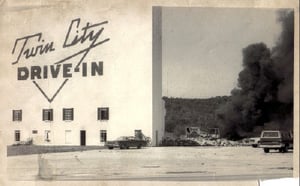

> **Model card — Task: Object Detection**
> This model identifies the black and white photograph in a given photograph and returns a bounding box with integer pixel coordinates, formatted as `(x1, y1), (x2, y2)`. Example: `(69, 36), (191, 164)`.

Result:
(154, 6), (295, 181)
(0, 1), (298, 185)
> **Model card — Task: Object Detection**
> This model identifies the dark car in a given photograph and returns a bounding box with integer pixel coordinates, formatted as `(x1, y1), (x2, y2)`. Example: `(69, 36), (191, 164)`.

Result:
(175, 138), (200, 146)
(105, 136), (148, 149)
(259, 130), (293, 153)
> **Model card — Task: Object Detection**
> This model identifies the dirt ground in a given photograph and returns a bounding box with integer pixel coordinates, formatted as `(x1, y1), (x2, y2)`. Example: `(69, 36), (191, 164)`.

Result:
(6, 146), (293, 181)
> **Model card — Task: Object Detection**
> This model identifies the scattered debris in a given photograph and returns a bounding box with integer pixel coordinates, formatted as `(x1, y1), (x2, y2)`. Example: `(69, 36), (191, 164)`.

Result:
(160, 136), (257, 147)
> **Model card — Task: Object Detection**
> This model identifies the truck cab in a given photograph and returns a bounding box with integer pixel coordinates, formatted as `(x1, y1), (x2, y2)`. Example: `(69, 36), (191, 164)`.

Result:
(259, 130), (293, 153)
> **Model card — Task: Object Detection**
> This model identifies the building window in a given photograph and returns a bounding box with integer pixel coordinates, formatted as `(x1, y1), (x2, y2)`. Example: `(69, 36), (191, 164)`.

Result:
(98, 107), (109, 120)
(43, 109), (53, 121)
(32, 130), (38, 134)
(100, 130), (107, 142)
(45, 130), (51, 142)
(12, 110), (22, 121)
(63, 108), (74, 121)
(15, 130), (20, 141)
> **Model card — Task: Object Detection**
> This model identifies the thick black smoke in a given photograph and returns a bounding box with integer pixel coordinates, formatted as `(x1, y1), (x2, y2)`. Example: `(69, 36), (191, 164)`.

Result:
(216, 10), (294, 139)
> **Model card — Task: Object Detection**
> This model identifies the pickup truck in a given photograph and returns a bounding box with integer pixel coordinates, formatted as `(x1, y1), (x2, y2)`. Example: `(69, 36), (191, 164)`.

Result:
(259, 130), (293, 153)
(105, 136), (148, 149)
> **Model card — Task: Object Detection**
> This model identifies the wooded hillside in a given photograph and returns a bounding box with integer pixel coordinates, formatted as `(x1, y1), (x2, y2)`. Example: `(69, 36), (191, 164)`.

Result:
(163, 96), (230, 138)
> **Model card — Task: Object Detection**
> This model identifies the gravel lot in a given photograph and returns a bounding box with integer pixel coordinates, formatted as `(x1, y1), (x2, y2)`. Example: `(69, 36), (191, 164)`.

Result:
(7, 146), (293, 181)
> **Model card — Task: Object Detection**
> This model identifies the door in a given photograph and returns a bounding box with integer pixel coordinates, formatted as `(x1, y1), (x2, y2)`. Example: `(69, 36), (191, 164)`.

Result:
(45, 130), (51, 143)
(65, 130), (72, 144)
(134, 130), (142, 140)
(80, 130), (86, 146)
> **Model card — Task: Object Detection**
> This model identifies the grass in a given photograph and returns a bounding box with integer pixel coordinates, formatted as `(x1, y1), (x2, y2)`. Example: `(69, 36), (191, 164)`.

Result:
(7, 145), (105, 156)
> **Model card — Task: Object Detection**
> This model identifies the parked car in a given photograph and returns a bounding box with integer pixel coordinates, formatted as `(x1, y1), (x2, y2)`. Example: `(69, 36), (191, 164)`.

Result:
(105, 136), (148, 149)
(175, 138), (200, 146)
(249, 137), (260, 148)
(259, 130), (293, 153)
(161, 137), (176, 146)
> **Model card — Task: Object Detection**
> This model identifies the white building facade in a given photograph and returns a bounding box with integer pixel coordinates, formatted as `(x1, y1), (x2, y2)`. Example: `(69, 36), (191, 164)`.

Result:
(0, 2), (165, 147)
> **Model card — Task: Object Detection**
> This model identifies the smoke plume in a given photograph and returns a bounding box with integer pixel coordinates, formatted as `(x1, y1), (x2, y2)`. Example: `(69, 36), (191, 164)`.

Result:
(216, 10), (294, 139)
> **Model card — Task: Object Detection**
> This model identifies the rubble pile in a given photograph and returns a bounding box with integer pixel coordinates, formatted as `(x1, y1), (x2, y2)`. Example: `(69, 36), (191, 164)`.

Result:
(160, 137), (248, 147)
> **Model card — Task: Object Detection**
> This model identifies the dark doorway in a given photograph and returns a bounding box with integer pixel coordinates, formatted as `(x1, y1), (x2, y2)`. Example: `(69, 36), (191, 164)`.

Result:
(80, 130), (86, 146)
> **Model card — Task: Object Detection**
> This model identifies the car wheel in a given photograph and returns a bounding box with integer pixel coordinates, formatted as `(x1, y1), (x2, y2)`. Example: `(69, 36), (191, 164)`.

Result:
(108, 146), (114, 150)
(283, 145), (289, 153)
(279, 148), (283, 153)
(264, 148), (269, 153)
(137, 145), (141, 149)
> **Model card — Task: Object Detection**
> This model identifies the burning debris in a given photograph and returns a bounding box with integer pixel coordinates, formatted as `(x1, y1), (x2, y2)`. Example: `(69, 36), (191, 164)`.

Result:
(217, 10), (294, 139)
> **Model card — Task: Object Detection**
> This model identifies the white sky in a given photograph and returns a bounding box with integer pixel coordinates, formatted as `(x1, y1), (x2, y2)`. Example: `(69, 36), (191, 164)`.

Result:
(162, 7), (282, 98)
